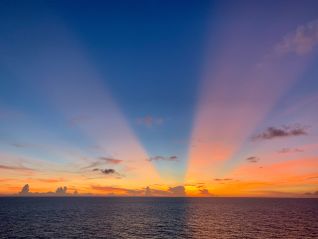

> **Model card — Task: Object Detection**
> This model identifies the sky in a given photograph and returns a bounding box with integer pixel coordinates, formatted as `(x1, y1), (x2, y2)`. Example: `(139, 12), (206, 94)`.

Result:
(0, 0), (318, 197)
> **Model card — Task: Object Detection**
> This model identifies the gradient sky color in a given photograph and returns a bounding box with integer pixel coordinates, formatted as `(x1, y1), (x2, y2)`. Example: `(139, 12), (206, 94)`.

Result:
(0, 0), (318, 197)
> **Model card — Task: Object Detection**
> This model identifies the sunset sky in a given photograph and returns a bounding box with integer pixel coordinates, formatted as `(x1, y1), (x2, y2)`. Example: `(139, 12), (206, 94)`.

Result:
(0, 0), (318, 197)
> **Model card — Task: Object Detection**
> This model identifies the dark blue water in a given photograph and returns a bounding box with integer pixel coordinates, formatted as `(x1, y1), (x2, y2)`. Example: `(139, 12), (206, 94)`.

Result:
(0, 197), (317, 238)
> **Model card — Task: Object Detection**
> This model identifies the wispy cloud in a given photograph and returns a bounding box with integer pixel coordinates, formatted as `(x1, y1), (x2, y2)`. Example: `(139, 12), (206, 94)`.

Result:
(83, 156), (123, 169)
(214, 178), (233, 182)
(0, 164), (35, 172)
(276, 19), (318, 55)
(98, 157), (122, 165)
(252, 124), (308, 141)
(246, 156), (260, 163)
(91, 185), (142, 196)
(36, 178), (66, 183)
(147, 155), (178, 162)
(277, 148), (304, 154)
(136, 116), (164, 127)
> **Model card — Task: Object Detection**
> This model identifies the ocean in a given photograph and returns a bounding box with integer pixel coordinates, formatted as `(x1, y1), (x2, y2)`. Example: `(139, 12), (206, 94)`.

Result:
(0, 197), (317, 238)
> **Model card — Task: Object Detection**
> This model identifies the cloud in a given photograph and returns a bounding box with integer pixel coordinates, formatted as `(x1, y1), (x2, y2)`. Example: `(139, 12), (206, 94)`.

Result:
(83, 156), (123, 169)
(98, 157), (122, 165)
(147, 155), (178, 162)
(56, 186), (67, 195)
(276, 19), (318, 55)
(277, 148), (304, 154)
(0, 164), (35, 172)
(19, 184), (30, 195)
(92, 168), (123, 178)
(252, 124), (308, 141)
(136, 116), (164, 127)
(199, 188), (214, 197)
(168, 186), (186, 196)
(214, 178), (233, 182)
(18, 184), (75, 196)
(91, 185), (142, 196)
(144, 186), (186, 197)
(100, 168), (116, 175)
(246, 156), (260, 163)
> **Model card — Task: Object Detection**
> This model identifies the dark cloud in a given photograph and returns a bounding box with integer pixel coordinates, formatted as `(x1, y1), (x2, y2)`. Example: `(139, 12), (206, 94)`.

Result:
(136, 116), (164, 127)
(56, 186), (67, 195)
(17, 184), (77, 197)
(19, 184), (30, 195)
(246, 156), (260, 163)
(147, 155), (178, 162)
(92, 168), (123, 178)
(277, 148), (304, 154)
(304, 191), (318, 196)
(101, 169), (116, 175)
(252, 124), (308, 141)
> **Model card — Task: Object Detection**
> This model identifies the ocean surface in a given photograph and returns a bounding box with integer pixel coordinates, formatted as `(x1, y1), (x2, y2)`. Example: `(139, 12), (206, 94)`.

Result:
(0, 197), (317, 238)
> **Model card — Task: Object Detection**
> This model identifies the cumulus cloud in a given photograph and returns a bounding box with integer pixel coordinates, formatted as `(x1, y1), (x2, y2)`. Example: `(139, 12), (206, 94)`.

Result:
(276, 19), (318, 55)
(147, 155), (178, 162)
(17, 184), (77, 197)
(136, 116), (164, 127)
(252, 124), (308, 141)
(246, 156), (260, 163)
(277, 148), (304, 154)
(19, 184), (30, 195)
(56, 186), (67, 195)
